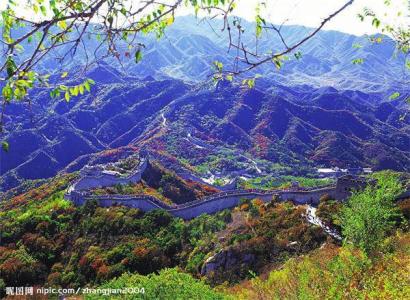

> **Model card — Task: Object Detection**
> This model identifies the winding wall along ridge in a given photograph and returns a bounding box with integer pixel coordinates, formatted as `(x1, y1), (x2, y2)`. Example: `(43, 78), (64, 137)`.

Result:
(66, 156), (392, 220)
(68, 186), (340, 220)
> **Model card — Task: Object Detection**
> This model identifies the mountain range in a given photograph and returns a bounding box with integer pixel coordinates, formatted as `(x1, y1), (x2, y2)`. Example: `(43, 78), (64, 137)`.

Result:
(1, 16), (409, 193)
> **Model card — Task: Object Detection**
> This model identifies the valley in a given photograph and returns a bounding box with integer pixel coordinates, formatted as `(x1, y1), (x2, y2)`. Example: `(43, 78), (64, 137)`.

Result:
(1, 75), (409, 193)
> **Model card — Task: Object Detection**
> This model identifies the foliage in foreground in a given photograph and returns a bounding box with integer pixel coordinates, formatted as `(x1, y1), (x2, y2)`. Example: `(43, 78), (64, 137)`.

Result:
(1, 170), (409, 299)
(228, 172), (410, 300)
(228, 232), (410, 300)
(340, 171), (404, 253)
(87, 268), (226, 300)
(0, 185), (230, 291)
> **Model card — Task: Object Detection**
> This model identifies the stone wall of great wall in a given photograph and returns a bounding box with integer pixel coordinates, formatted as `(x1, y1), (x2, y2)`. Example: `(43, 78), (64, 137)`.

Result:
(67, 157), (148, 193)
(66, 157), (410, 220)
(66, 184), (348, 220)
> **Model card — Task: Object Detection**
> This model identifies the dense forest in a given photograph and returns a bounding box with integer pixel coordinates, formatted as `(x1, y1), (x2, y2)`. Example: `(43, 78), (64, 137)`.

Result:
(1, 171), (409, 298)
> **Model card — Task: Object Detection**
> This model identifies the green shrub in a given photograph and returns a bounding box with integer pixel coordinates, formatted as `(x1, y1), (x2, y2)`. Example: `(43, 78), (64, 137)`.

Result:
(340, 172), (404, 254)
(87, 268), (226, 300)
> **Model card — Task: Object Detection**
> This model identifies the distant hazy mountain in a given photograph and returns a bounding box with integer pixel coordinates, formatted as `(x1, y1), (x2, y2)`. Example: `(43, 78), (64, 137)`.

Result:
(122, 16), (408, 94)
(1, 16), (409, 191)
(6, 16), (406, 92)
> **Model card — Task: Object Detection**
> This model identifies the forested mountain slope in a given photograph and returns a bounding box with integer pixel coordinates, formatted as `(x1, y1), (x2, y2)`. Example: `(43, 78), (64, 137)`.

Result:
(1, 17), (409, 192)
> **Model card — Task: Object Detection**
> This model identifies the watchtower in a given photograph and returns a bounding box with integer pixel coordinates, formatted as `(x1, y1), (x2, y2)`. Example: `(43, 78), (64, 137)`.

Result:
(335, 175), (369, 199)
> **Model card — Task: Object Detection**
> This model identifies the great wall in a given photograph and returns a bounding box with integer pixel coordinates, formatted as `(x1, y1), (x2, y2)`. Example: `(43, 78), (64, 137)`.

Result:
(66, 155), (148, 193)
(65, 154), (390, 220)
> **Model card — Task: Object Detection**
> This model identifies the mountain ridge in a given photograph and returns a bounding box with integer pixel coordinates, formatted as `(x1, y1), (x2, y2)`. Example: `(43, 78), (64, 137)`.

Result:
(1, 19), (409, 192)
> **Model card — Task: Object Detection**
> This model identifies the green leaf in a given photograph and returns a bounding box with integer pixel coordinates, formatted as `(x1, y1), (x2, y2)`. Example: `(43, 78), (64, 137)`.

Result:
(294, 51), (302, 60)
(84, 81), (90, 92)
(50, 88), (60, 98)
(1, 141), (9, 152)
(57, 20), (67, 30)
(135, 49), (143, 63)
(32, 4), (39, 14)
(70, 86), (79, 96)
(372, 18), (381, 28)
(242, 78), (255, 89)
(352, 58), (364, 65)
(213, 61), (223, 72)
(389, 92), (400, 100)
(256, 23), (262, 38)
(40, 5), (47, 16)
(2, 85), (13, 102)
(120, 7), (127, 16)
(6, 57), (16, 78)
(273, 58), (282, 69)
(247, 79), (255, 89)
(64, 91), (70, 102)
(15, 44), (24, 53)
(61, 72), (68, 78)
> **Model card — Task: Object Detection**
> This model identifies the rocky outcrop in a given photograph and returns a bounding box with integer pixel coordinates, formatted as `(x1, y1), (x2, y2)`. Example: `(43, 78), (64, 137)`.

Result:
(200, 249), (256, 277)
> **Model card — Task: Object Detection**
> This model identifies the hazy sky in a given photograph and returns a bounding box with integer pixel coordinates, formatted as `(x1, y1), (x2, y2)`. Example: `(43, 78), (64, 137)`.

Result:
(1, 0), (408, 36)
